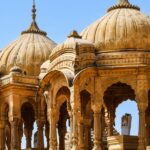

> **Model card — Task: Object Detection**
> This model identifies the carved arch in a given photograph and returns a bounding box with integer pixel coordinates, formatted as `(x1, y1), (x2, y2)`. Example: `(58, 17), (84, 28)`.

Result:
(20, 98), (37, 119)
(103, 82), (136, 109)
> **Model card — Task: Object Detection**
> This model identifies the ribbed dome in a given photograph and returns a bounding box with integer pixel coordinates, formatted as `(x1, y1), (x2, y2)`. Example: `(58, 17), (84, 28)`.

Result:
(50, 30), (93, 62)
(81, 0), (150, 52)
(0, 3), (56, 76)
(0, 34), (56, 76)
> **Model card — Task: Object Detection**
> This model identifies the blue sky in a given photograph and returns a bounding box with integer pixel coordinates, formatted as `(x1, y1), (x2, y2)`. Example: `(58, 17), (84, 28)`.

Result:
(0, 0), (150, 48)
(0, 0), (147, 148)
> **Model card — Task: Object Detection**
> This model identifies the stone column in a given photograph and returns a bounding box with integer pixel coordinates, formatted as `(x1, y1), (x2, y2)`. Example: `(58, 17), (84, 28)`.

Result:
(48, 108), (57, 150)
(107, 107), (114, 136)
(71, 109), (78, 150)
(0, 121), (5, 150)
(84, 119), (91, 150)
(24, 122), (33, 148)
(137, 74), (148, 150)
(58, 125), (66, 150)
(78, 117), (85, 150)
(138, 105), (147, 150)
(92, 105), (102, 150)
(5, 123), (11, 150)
(18, 121), (23, 150)
(45, 122), (50, 149)
(10, 118), (22, 150)
(68, 111), (73, 149)
(37, 120), (44, 150)
(67, 102), (73, 149)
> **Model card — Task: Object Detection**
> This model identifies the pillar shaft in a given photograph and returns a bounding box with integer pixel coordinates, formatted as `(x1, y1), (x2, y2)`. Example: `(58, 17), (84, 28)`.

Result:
(10, 118), (22, 150)
(108, 108), (114, 136)
(45, 122), (49, 149)
(24, 126), (33, 148)
(37, 121), (44, 150)
(58, 126), (66, 150)
(71, 109), (78, 150)
(18, 122), (23, 150)
(68, 111), (73, 149)
(78, 119), (85, 150)
(138, 108), (146, 150)
(0, 121), (5, 150)
(48, 108), (57, 150)
(92, 106), (102, 150)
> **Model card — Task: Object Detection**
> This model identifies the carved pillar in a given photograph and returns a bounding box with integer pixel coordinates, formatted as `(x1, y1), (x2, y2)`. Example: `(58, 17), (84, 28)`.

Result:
(10, 118), (22, 150)
(71, 109), (78, 150)
(58, 125), (66, 150)
(67, 100), (73, 149)
(24, 120), (34, 149)
(5, 123), (11, 150)
(78, 117), (85, 150)
(68, 111), (73, 149)
(37, 120), (44, 150)
(48, 108), (57, 150)
(137, 74), (148, 150)
(107, 106), (114, 136)
(84, 119), (91, 150)
(45, 122), (50, 149)
(0, 121), (5, 150)
(18, 121), (23, 150)
(138, 105), (147, 150)
(92, 105), (102, 150)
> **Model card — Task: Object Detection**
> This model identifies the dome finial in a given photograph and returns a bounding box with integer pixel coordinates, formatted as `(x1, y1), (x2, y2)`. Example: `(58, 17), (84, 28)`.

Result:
(32, 0), (36, 22)
(21, 0), (47, 36)
(107, 0), (140, 12)
(68, 30), (82, 39)
(118, 0), (129, 5)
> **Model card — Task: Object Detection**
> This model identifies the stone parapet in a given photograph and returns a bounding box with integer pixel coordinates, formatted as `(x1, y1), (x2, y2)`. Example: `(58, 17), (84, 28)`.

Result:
(107, 135), (138, 150)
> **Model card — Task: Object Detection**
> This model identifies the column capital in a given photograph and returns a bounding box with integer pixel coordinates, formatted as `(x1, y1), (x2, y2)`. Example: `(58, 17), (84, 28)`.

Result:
(36, 120), (45, 129)
(10, 118), (22, 126)
(92, 104), (102, 114)
(138, 103), (148, 111)
(47, 108), (57, 118)
(78, 116), (84, 124)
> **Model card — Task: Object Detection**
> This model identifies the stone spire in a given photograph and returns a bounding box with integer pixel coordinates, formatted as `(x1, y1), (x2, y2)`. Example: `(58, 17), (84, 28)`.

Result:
(107, 0), (140, 12)
(68, 30), (82, 39)
(118, 0), (130, 5)
(22, 0), (47, 36)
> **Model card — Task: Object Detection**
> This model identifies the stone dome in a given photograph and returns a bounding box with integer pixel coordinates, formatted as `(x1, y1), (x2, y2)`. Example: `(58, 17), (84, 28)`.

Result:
(81, 0), (150, 52)
(50, 30), (93, 62)
(49, 30), (95, 72)
(0, 3), (56, 76)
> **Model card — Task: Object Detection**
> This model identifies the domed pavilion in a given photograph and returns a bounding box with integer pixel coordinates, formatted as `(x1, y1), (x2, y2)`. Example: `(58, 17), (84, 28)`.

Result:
(1, 0), (150, 150)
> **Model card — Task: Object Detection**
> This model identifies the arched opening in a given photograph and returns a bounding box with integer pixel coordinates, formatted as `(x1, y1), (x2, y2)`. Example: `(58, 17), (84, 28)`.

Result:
(103, 82), (137, 149)
(115, 100), (139, 136)
(55, 86), (70, 150)
(21, 102), (35, 149)
(80, 90), (93, 150)
(57, 101), (69, 150)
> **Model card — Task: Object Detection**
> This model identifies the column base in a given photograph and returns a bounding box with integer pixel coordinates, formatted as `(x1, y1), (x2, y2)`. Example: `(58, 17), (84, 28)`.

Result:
(92, 146), (102, 150)
(71, 145), (78, 150)
(93, 144), (102, 150)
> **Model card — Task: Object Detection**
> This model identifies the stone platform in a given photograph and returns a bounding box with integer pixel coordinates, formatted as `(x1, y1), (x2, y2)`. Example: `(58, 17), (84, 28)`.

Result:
(147, 146), (150, 150)
(107, 135), (138, 150)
